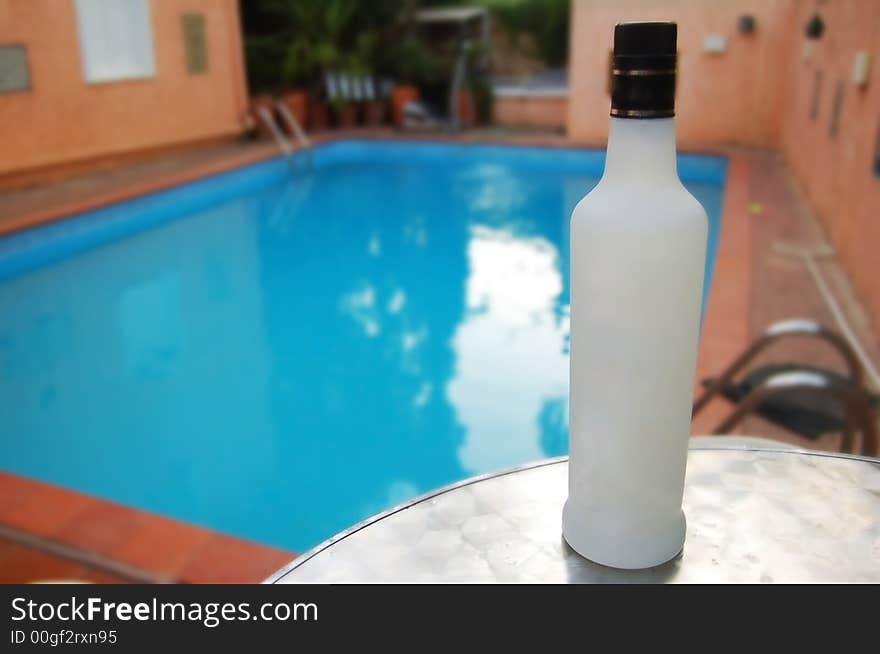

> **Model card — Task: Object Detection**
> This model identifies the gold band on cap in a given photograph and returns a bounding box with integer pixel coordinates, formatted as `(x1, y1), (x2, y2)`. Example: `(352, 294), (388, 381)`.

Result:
(612, 68), (677, 76)
(610, 108), (674, 118)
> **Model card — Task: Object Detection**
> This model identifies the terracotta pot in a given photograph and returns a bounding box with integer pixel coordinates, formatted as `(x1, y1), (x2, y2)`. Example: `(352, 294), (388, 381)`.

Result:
(335, 103), (358, 129)
(250, 94), (276, 138)
(456, 89), (476, 129)
(308, 101), (330, 131)
(363, 100), (387, 126)
(390, 85), (419, 127)
(281, 89), (308, 131)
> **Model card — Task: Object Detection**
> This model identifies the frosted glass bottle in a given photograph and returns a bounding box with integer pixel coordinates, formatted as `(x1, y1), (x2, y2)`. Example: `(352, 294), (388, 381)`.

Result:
(562, 22), (708, 569)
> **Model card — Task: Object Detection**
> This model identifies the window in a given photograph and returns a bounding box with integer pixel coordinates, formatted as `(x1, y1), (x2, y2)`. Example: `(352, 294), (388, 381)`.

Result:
(74, 0), (155, 83)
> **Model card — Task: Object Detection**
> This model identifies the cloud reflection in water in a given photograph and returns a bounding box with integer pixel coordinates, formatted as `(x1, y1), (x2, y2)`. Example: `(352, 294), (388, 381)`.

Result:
(447, 225), (569, 473)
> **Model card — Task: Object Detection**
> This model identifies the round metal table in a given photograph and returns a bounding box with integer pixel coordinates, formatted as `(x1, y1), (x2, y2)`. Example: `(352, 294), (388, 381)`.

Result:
(267, 438), (880, 583)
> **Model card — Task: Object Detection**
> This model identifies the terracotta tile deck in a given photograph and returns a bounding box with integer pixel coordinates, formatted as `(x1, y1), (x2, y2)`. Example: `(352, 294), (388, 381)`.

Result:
(0, 471), (292, 584)
(0, 127), (581, 237)
(0, 537), (130, 585)
(690, 150), (753, 435)
(0, 140), (278, 237)
(693, 148), (880, 450)
(1, 128), (877, 583)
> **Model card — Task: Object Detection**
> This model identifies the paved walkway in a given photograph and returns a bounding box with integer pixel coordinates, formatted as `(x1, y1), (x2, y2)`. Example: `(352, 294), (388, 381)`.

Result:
(0, 140), (278, 236)
(692, 148), (880, 451)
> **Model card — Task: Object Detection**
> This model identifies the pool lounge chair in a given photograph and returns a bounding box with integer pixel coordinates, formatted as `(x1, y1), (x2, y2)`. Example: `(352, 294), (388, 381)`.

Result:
(692, 318), (879, 457)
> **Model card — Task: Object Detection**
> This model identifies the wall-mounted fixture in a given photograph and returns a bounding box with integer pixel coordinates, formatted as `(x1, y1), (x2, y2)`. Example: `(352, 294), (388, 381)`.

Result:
(829, 79), (844, 138)
(803, 41), (814, 62)
(738, 15), (756, 34)
(810, 69), (823, 120)
(805, 14), (825, 39)
(874, 121), (880, 178)
(182, 13), (207, 74)
(0, 44), (31, 93)
(852, 51), (871, 88)
(703, 34), (727, 54)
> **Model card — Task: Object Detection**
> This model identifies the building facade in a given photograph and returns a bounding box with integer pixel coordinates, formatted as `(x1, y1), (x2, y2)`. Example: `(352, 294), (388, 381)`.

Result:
(0, 0), (248, 184)
(568, 0), (880, 338)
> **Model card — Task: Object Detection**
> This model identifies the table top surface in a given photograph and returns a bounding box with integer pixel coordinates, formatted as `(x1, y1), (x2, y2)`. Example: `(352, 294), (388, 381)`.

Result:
(268, 439), (880, 583)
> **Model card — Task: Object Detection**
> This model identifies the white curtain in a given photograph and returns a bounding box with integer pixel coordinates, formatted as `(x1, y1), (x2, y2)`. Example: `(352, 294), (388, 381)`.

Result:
(74, 0), (155, 83)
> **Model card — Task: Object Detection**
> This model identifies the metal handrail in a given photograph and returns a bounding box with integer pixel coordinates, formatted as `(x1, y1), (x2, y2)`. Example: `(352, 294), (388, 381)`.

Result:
(693, 319), (865, 416)
(448, 40), (471, 131)
(710, 370), (878, 457)
(274, 100), (313, 171)
(256, 106), (292, 156)
(274, 100), (311, 150)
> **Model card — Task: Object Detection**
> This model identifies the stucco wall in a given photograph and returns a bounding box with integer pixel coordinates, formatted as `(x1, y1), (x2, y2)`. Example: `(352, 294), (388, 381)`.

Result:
(567, 0), (793, 149)
(780, 0), (880, 338)
(568, 0), (880, 338)
(0, 0), (248, 177)
(494, 95), (568, 130)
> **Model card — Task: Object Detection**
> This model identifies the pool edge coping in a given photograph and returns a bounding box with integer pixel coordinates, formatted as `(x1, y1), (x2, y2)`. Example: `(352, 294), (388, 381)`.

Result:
(0, 470), (296, 584)
(0, 129), (730, 239)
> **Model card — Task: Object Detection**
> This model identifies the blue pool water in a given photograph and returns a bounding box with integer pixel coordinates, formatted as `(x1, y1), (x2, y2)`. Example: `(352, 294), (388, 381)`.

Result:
(0, 140), (726, 551)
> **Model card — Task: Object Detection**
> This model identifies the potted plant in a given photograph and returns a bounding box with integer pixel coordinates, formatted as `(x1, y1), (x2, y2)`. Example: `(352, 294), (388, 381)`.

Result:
(269, 0), (360, 132)
(456, 89), (476, 128)
(350, 33), (385, 127)
(384, 35), (439, 128)
(281, 88), (308, 128)
(243, 32), (284, 138)
(244, 1), (409, 132)
(283, 35), (325, 131)
(464, 43), (493, 127)
(249, 92), (277, 139)
(308, 97), (331, 132)
(363, 79), (387, 126)
(469, 74), (494, 126)
(283, 31), (335, 132)
(331, 72), (359, 129)
(389, 85), (419, 128)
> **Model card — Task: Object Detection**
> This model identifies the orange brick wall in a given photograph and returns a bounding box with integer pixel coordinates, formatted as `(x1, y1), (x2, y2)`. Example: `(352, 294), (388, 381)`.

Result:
(779, 0), (880, 341)
(567, 0), (793, 149)
(494, 96), (568, 130)
(0, 0), (248, 177)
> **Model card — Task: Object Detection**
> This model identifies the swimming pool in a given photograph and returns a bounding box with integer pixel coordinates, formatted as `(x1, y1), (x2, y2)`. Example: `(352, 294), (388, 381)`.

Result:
(0, 140), (726, 551)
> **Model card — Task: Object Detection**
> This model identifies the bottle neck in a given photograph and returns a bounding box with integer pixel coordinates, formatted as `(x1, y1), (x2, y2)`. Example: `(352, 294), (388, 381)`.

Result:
(603, 117), (678, 183)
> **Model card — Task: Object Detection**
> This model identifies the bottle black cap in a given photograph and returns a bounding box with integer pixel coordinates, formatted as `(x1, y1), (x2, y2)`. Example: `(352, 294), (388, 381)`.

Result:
(611, 22), (677, 119)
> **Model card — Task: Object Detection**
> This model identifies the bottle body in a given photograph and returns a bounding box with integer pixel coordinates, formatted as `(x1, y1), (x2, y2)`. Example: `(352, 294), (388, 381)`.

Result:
(563, 117), (707, 569)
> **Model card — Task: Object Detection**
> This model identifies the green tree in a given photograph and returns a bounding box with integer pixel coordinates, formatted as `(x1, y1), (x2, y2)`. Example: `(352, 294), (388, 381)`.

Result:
(241, 0), (433, 94)
(421, 0), (570, 68)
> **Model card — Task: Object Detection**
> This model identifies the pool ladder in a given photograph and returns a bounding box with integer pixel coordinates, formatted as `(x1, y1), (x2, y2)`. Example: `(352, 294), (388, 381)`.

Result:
(256, 103), (313, 170)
